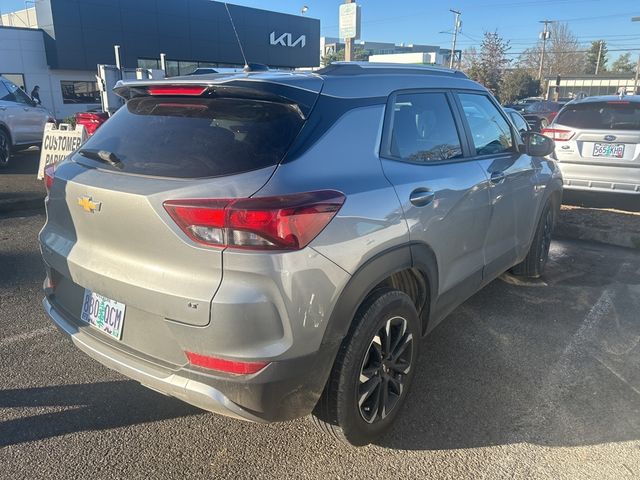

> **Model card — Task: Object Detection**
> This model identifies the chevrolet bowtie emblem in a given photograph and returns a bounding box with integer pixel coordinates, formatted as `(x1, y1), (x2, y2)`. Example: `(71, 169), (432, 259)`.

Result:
(77, 196), (101, 213)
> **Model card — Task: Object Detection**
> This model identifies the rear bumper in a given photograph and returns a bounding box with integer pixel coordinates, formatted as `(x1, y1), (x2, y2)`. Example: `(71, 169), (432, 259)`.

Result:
(562, 178), (640, 194)
(557, 162), (640, 195)
(43, 296), (337, 422)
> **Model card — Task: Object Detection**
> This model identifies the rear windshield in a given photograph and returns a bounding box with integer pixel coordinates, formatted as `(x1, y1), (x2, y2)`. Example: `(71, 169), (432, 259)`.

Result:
(74, 96), (305, 178)
(555, 101), (640, 131)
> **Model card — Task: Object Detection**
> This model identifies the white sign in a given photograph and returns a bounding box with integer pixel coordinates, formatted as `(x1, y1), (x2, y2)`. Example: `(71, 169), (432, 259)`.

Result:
(339, 3), (361, 40)
(270, 32), (306, 48)
(37, 123), (87, 179)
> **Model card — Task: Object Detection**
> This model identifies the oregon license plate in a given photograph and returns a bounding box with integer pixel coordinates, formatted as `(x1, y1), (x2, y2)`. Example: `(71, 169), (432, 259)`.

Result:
(593, 143), (624, 158)
(80, 290), (126, 340)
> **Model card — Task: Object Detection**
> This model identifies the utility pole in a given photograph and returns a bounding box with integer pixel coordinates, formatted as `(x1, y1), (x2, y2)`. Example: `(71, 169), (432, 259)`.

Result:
(635, 54), (640, 95)
(538, 20), (552, 82)
(595, 40), (604, 75)
(449, 9), (461, 69)
(344, 0), (355, 62)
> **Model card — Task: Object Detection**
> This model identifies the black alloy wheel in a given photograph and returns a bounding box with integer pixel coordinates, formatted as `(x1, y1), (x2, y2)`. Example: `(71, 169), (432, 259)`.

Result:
(358, 315), (413, 424)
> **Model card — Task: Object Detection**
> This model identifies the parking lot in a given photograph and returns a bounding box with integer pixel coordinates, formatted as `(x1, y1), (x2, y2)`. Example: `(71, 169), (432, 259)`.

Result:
(1, 188), (639, 478)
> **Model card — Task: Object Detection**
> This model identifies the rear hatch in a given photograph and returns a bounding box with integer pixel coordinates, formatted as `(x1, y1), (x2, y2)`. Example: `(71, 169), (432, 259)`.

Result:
(41, 74), (322, 330)
(550, 99), (640, 166)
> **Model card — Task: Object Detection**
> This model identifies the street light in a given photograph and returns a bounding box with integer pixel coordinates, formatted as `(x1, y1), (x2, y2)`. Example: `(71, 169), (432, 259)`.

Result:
(301, 5), (308, 15)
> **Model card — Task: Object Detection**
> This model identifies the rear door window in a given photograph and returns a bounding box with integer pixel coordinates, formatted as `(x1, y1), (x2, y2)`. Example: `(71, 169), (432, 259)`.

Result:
(458, 93), (514, 155)
(73, 96), (305, 178)
(384, 92), (463, 163)
(555, 101), (640, 130)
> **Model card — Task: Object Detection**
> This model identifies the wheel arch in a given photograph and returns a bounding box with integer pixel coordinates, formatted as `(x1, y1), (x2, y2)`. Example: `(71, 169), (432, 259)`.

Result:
(321, 242), (439, 351)
(0, 122), (12, 144)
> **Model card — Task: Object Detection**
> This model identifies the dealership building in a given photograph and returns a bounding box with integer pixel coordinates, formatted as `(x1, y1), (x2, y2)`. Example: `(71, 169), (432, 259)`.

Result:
(0, 0), (320, 119)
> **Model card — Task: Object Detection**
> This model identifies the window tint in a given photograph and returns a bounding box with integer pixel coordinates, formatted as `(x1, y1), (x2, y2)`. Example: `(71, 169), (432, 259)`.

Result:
(459, 93), (514, 155)
(0, 80), (11, 101)
(1, 78), (31, 104)
(555, 101), (640, 131)
(510, 112), (529, 133)
(386, 92), (463, 163)
(74, 96), (305, 178)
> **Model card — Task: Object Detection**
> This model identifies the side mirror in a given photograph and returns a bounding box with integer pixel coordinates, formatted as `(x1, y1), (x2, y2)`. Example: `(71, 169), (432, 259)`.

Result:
(521, 131), (554, 157)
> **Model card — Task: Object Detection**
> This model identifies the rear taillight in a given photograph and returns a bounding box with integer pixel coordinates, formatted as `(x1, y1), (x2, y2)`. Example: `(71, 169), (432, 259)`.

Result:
(147, 85), (207, 96)
(547, 111), (558, 123)
(164, 190), (345, 250)
(44, 164), (55, 192)
(185, 351), (268, 375)
(540, 128), (575, 141)
(75, 112), (108, 136)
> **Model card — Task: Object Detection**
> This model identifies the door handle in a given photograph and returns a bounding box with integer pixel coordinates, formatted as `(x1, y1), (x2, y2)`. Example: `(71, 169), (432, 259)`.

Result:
(409, 188), (435, 207)
(490, 171), (506, 185)
(23, 107), (30, 111)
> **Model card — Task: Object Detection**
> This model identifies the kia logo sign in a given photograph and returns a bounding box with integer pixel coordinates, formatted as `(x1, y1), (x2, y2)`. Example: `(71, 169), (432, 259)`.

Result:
(270, 32), (306, 48)
(604, 135), (616, 141)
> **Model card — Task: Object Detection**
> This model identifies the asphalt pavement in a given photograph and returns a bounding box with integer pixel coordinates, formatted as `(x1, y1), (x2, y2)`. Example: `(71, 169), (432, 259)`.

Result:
(1, 210), (639, 479)
(0, 149), (46, 213)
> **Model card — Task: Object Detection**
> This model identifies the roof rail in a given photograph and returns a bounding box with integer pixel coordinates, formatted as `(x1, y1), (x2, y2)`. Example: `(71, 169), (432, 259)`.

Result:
(317, 62), (468, 78)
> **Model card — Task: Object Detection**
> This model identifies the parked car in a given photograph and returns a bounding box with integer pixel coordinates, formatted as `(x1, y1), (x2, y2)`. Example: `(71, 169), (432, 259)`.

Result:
(0, 75), (54, 167)
(503, 96), (544, 112)
(40, 63), (561, 446)
(522, 100), (563, 131)
(504, 107), (531, 134)
(542, 95), (640, 196)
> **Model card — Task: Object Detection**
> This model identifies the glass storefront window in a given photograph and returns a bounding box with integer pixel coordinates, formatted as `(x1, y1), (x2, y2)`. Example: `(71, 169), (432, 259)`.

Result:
(137, 58), (160, 70)
(60, 80), (100, 104)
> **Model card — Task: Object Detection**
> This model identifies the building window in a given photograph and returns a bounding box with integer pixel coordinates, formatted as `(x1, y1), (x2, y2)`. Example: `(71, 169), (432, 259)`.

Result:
(60, 81), (100, 104)
(137, 58), (160, 70)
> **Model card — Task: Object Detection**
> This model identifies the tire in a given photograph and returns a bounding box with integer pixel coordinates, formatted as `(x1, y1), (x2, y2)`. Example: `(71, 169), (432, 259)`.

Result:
(0, 129), (11, 168)
(312, 288), (420, 446)
(511, 199), (557, 278)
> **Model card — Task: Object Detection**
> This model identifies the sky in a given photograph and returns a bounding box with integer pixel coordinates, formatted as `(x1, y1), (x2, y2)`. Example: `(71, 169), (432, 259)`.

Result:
(1, 0), (639, 61)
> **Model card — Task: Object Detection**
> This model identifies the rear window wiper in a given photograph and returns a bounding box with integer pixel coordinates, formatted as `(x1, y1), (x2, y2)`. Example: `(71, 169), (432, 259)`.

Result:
(78, 149), (124, 170)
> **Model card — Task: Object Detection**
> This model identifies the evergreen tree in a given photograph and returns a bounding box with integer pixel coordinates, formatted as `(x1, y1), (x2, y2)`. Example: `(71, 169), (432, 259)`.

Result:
(585, 40), (608, 74)
(611, 53), (635, 73)
(466, 31), (510, 98)
(500, 69), (539, 104)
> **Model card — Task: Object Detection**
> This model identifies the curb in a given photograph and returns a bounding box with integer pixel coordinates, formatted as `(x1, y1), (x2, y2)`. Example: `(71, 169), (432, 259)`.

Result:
(0, 196), (45, 214)
(554, 207), (640, 250)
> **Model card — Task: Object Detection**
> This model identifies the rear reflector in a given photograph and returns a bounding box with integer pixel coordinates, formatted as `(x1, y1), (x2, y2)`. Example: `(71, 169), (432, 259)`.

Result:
(185, 351), (268, 375)
(147, 85), (207, 96)
(164, 190), (345, 250)
(44, 164), (56, 192)
(540, 128), (575, 141)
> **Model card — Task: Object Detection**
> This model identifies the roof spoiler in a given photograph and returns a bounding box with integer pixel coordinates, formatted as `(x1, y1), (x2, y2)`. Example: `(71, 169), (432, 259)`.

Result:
(113, 78), (321, 118)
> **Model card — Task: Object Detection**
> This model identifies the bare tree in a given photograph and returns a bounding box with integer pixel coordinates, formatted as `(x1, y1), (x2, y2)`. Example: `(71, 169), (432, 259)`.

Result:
(517, 23), (584, 77)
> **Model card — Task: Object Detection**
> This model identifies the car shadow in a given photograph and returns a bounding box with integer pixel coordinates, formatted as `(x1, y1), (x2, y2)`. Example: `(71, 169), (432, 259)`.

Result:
(0, 251), (45, 289)
(378, 241), (640, 450)
(0, 380), (203, 447)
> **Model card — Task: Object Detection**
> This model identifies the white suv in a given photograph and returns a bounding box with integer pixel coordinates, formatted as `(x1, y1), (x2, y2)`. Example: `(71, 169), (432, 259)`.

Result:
(0, 75), (53, 167)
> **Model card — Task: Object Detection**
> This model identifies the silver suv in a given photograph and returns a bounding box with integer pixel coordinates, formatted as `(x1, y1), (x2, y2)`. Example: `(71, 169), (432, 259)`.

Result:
(0, 75), (53, 167)
(544, 95), (640, 195)
(40, 63), (561, 446)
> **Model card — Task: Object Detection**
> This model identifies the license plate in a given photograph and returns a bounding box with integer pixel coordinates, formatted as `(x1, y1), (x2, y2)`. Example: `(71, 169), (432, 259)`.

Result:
(80, 290), (126, 340)
(593, 143), (625, 158)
